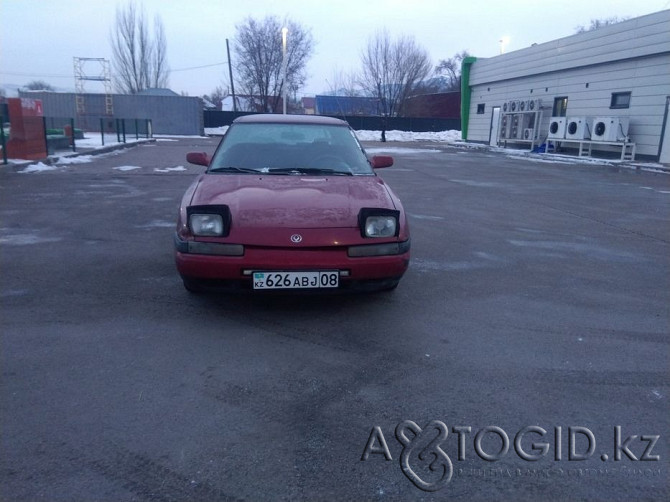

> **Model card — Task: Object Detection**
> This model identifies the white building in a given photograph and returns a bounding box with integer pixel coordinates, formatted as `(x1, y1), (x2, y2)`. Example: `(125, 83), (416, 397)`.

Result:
(461, 10), (670, 163)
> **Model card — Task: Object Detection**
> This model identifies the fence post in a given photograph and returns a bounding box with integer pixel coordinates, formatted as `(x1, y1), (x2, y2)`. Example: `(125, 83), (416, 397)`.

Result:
(122, 119), (126, 143)
(70, 118), (76, 152)
(1, 113), (7, 165)
(116, 119), (121, 143)
(42, 116), (49, 155)
(135, 119), (139, 140)
(100, 118), (105, 146)
(147, 119), (152, 138)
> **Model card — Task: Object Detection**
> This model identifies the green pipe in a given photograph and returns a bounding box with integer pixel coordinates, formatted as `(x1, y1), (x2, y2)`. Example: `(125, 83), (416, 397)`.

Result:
(460, 56), (477, 141)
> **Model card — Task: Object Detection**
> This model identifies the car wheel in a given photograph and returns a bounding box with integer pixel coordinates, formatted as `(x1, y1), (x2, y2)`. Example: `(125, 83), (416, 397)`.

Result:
(182, 278), (204, 294)
(382, 280), (400, 292)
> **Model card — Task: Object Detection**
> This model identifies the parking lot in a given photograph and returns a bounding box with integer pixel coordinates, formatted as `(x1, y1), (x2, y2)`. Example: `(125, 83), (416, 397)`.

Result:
(1, 137), (669, 501)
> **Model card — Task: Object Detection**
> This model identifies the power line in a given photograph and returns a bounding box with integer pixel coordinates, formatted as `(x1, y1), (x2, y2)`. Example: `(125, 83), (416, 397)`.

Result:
(170, 62), (228, 72)
(1, 61), (229, 79)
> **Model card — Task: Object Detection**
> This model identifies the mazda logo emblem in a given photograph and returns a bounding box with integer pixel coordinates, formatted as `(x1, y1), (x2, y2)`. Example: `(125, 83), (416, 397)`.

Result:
(290, 234), (303, 243)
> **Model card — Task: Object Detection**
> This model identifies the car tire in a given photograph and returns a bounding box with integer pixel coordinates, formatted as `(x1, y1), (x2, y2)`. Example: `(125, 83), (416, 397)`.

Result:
(382, 280), (400, 292)
(182, 278), (204, 294)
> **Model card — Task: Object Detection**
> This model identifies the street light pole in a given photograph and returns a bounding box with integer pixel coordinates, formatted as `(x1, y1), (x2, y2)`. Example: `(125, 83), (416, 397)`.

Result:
(282, 27), (288, 114)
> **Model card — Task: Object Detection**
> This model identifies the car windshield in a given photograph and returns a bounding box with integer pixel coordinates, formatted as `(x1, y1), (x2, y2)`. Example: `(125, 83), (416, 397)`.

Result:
(208, 122), (374, 176)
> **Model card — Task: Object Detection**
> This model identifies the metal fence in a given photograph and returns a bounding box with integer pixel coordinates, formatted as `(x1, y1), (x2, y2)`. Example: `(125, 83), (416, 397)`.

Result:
(19, 91), (203, 136)
(1, 116), (154, 164)
(204, 111), (460, 133)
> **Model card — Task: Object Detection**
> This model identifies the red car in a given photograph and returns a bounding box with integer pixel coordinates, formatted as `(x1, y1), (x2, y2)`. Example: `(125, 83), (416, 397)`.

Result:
(175, 114), (410, 292)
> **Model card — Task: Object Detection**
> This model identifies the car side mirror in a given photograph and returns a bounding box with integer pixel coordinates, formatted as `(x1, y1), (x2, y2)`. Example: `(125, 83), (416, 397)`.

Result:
(370, 155), (394, 169)
(186, 152), (210, 167)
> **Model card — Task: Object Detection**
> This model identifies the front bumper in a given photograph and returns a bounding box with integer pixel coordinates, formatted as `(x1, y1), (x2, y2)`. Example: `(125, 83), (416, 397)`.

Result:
(174, 233), (410, 286)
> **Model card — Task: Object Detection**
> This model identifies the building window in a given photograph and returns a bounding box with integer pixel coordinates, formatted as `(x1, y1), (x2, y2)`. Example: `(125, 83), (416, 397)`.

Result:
(477, 104), (485, 114)
(552, 97), (568, 117)
(610, 91), (631, 109)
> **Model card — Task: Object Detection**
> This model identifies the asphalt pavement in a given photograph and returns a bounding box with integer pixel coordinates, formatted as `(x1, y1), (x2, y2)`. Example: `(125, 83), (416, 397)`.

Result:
(1, 137), (669, 501)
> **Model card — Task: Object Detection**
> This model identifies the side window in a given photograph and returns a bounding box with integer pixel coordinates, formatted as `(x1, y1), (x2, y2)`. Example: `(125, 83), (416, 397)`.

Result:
(610, 91), (631, 109)
(477, 104), (486, 114)
(552, 97), (568, 117)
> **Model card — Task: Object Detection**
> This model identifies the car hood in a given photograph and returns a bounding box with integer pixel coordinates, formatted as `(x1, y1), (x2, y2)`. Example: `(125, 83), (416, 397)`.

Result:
(191, 174), (395, 228)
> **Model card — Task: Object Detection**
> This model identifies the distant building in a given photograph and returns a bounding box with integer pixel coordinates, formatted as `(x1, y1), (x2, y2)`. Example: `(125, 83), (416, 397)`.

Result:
(137, 88), (180, 97)
(301, 97), (315, 115)
(461, 10), (670, 162)
(221, 95), (283, 113)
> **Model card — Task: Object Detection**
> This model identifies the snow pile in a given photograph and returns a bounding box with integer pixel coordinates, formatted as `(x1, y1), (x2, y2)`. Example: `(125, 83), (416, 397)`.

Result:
(204, 126), (462, 143)
(19, 162), (58, 173)
(53, 155), (93, 165)
(205, 126), (229, 136)
(354, 129), (462, 143)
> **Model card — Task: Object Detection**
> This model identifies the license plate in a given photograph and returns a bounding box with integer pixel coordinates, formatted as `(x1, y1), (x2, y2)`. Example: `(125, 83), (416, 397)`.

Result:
(252, 271), (339, 290)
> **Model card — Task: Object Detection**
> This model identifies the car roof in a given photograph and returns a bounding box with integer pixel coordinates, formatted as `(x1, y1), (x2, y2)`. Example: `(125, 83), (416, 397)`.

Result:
(232, 114), (349, 127)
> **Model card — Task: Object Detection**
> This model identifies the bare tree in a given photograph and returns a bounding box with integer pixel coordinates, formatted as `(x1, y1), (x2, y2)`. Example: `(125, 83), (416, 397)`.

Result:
(23, 80), (56, 91)
(575, 16), (630, 33)
(203, 86), (229, 110)
(327, 68), (361, 97)
(359, 30), (432, 117)
(233, 16), (313, 113)
(434, 50), (470, 91)
(110, 1), (169, 94)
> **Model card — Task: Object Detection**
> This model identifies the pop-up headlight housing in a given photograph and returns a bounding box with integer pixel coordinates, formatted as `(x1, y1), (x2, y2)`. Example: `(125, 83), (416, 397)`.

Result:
(358, 208), (400, 238)
(187, 205), (231, 237)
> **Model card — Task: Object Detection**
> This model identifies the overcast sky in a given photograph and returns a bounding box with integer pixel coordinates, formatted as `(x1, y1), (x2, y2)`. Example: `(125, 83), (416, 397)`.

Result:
(1, 0), (669, 98)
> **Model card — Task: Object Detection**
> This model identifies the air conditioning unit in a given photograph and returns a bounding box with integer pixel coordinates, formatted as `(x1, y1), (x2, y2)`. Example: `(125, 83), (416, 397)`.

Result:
(548, 117), (567, 139)
(520, 113), (534, 130)
(591, 117), (630, 142)
(565, 117), (591, 140)
(523, 128), (535, 140)
(519, 100), (530, 112)
(503, 101), (514, 113)
(512, 114), (520, 127)
(528, 98), (542, 112)
(509, 100), (521, 112)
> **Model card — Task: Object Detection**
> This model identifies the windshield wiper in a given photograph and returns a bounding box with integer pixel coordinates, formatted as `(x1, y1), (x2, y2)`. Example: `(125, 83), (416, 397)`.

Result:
(208, 166), (260, 174)
(267, 167), (352, 176)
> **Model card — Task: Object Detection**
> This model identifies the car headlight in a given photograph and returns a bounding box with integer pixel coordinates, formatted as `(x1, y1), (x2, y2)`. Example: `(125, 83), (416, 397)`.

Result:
(358, 208), (400, 238)
(187, 205), (231, 237)
(190, 214), (223, 236)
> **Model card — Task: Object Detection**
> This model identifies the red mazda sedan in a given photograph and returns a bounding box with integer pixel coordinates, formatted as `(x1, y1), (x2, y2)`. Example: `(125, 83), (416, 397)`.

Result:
(175, 114), (410, 292)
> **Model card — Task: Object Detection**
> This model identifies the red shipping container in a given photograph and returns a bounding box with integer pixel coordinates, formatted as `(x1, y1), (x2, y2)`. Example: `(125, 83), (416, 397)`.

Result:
(6, 98), (47, 160)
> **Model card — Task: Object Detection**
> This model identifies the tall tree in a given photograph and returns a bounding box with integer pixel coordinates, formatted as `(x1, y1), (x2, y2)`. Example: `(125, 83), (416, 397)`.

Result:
(203, 86), (229, 110)
(110, 1), (170, 94)
(327, 68), (361, 97)
(23, 80), (55, 91)
(575, 17), (629, 33)
(434, 50), (470, 91)
(233, 16), (313, 113)
(359, 30), (432, 117)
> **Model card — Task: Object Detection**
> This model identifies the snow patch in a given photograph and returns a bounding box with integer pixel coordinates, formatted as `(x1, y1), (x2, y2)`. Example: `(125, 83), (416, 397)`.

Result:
(205, 126), (229, 136)
(366, 147), (441, 154)
(19, 162), (58, 173)
(54, 155), (94, 165)
(355, 129), (462, 142)
(0, 233), (61, 245)
(154, 166), (186, 173)
(113, 165), (142, 171)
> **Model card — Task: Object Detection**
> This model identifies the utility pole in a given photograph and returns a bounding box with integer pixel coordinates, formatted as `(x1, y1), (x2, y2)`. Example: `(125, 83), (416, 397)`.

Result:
(226, 39), (237, 112)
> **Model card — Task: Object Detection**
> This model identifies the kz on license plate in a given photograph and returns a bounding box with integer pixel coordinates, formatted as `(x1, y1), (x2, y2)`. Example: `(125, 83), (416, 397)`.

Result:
(253, 271), (339, 290)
